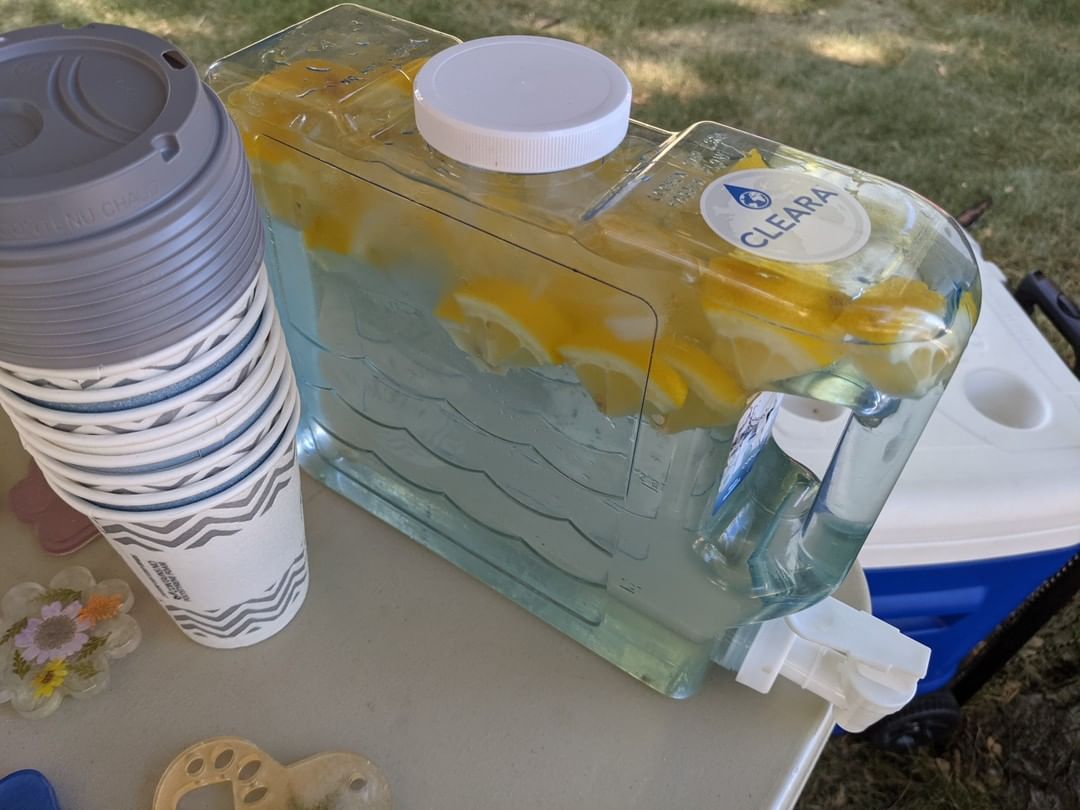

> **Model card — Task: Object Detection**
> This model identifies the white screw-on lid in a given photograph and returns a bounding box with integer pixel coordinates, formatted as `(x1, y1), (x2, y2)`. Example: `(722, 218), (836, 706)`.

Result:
(413, 36), (632, 174)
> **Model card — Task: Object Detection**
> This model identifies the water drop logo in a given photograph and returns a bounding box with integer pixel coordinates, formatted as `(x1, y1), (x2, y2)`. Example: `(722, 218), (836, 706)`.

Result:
(724, 183), (771, 210)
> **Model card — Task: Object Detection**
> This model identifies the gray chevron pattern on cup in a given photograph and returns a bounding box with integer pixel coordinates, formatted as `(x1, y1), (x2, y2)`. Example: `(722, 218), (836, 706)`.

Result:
(18, 326), (234, 391)
(167, 550), (307, 639)
(100, 432), (263, 494)
(105, 456), (238, 493)
(99, 444), (296, 552)
(11, 288), (256, 391)
(46, 354), (260, 434)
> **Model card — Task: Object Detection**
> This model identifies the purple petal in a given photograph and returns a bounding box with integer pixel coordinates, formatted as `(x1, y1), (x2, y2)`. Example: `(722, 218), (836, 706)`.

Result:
(13, 628), (35, 649)
(61, 602), (83, 619)
(26, 645), (50, 665)
(41, 602), (62, 619)
(75, 616), (92, 632)
(58, 633), (90, 659)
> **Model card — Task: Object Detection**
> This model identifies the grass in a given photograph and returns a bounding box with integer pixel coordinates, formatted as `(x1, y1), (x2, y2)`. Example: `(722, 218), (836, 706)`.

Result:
(801, 593), (1080, 809)
(6, 0), (1079, 322)
(3, 1), (1078, 806)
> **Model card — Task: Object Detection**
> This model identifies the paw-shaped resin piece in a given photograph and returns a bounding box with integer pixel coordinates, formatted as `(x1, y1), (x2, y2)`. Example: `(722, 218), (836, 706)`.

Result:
(153, 737), (392, 810)
(0, 566), (140, 718)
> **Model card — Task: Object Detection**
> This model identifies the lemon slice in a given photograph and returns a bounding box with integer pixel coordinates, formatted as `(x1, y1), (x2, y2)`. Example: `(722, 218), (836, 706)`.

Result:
(727, 148), (769, 172)
(656, 339), (747, 432)
(302, 178), (458, 268)
(243, 57), (427, 130)
(301, 180), (384, 258)
(852, 340), (951, 398)
(246, 59), (365, 110)
(237, 57), (427, 249)
(706, 310), (838, 390)
(433, 294), (482, 358)
(235, 60), (364, 175)
(560, 329), (688, 418)
(842, 284), (973, 397)
(836, 277), (948, 344)
(236, 60), (371, 182)
(435, 281), (572, 369)
(702, 261), (843, 389)
(303, 211), (354, 254)
(239, 130), (295, 168)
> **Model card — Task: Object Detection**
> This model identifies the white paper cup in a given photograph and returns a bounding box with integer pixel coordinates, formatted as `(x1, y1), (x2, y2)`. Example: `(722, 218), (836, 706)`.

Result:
(41, 415), (308, 649)
(28, 380), (299, 497)
(36, 387), (299, 506)
(0, 311), (283, 435)
(17, 363), (296, 474)
(2, 338), (290, 456)
(4, 300), (279, 431)
(0, 274), (269, 407)
(0, 268), (266, 391)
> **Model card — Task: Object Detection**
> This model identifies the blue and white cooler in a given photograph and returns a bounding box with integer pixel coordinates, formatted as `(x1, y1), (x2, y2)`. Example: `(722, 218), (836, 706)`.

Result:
(774, 240), (1080, 744)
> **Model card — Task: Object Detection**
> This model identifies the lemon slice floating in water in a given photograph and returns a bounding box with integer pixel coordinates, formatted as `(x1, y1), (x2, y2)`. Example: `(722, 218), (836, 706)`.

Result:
(836, 276), (948, 343)
(435, 280), (572, 369)
(706, 309), (840, 391)
(656, 339), (748, 432)
(560, 329), (688, 418)
(702, 261), (844, 390)
(838, 279), (971, 397)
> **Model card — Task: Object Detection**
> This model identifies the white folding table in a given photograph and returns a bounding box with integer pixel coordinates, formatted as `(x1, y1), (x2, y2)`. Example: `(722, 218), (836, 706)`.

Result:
(0, 411), (863, 809)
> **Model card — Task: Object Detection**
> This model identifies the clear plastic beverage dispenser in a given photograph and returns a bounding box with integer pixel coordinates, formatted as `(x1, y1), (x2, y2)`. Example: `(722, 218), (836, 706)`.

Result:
(209, 5), (979, 720)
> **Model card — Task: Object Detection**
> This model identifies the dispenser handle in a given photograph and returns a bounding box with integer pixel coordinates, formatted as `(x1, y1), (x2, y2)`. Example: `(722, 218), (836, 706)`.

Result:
(799, 387), (947, 586)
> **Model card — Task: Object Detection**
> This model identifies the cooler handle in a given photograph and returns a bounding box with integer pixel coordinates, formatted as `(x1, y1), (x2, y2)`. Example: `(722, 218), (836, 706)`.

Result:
(1015, 271), (1080, 378)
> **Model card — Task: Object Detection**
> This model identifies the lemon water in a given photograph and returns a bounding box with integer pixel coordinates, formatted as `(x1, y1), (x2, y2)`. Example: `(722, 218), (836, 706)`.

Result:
(263, 204), (953, 696)
(211, 4), (979, 697)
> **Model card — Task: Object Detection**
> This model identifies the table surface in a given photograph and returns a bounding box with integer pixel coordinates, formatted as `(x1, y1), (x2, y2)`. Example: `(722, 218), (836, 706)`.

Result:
(0, 410), (866, 809)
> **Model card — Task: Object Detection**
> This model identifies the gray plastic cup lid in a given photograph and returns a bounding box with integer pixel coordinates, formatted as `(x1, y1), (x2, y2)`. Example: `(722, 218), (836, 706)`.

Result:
(0, 24), (214, 246)
(0, 24), (262, 369)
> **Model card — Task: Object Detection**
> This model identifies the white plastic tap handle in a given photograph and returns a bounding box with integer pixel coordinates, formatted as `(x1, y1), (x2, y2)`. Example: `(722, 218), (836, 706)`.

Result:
(735, 597), (931, 733)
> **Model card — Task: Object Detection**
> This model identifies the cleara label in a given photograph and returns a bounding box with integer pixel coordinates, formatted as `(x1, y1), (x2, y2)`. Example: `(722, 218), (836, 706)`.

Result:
(700, 168), (871, 264)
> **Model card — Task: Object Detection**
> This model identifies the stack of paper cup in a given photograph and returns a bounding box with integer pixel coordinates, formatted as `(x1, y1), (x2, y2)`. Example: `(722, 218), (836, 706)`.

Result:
(0, 26), (307, 648)
(0, 269), (307, 649)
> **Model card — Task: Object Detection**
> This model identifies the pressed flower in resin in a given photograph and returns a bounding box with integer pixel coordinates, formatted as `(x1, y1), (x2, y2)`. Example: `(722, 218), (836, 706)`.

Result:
(15, 602), (91, 664)
(1, 567), (140, 719)
(31, 660), (68, 699)
(79, 594), (124, 626)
